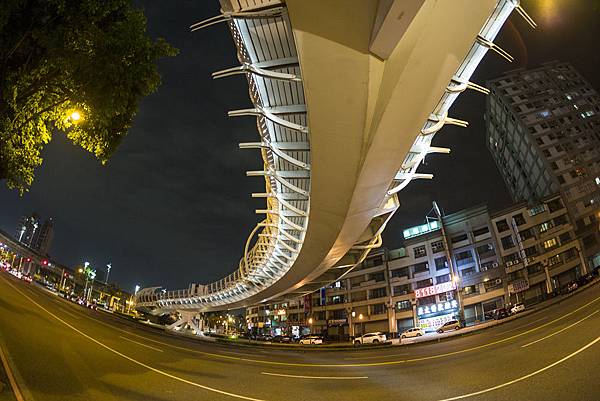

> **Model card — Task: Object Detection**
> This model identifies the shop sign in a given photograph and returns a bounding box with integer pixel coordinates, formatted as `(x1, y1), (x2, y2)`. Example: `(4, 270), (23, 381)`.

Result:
(418, 313), (456, 331)
(417, 300), (458, 316)
(328, 319), (347, 326)
(304, 294), (312, 313)
(508, 278), (529, 294)
(276, 309), (286, 316)
(415, 281), (456, 298)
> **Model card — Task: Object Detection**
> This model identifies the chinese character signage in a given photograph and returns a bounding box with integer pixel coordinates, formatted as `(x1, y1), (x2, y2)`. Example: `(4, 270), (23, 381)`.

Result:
(415, 281), (457, 298)
(417, 300), (458, 316)
(508, 278), (529, 294)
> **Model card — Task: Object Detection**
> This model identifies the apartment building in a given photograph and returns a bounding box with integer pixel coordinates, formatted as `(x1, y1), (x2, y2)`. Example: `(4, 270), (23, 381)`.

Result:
(485, 61), (600, 269)
(491, 193), (586, 305)
(246, 204), (510, 336)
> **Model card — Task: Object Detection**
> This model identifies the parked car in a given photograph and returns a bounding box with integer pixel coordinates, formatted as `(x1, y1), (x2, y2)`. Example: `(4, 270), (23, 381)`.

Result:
(400, 327), (425, 339)
(299, 335), (323, 345)
(354, 332), (387, 345)
(21, 274), (33, 283)
(272, 335), (293, 344)
(436, 320), (461, 334)
(510, 303), (525, 315)
(565, 281), (579, 293)
(494, 307), (510, 320)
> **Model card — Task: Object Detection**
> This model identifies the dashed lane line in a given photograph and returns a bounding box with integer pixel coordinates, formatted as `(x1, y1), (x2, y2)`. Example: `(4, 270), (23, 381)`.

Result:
(119, 336), (164, 352)
(261, 372), (368, 380)
(493, 316), (547, 336)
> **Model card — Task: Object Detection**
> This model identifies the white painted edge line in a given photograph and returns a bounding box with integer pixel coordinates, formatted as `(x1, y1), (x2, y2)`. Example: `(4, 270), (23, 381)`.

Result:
(0, 275), (265, 401)
(0, 345), (25, 401)
(119, 336), (164, 352)
(261, 372), (368, 380)
(439, 335), (600, 401)
(521, 309), (599, 348)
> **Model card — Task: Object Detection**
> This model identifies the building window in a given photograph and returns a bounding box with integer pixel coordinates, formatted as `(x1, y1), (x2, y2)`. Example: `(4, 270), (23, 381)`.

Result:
(461, 267), (476, 277)
(413, 245), (427, 258)
(519, 228), (535, 241)
(501, 235), (515, 250)
(434, 256), (448, 270)
(546, 198), (564, 213)
(331, 309), (347, 319)
(542, 238), (558, 250)
(368, 272), (385, 282)
(553, 214), (568, 226)
(369, 287), (387, 299)
(371, 303), (386, 315)
(436, 274), (450, 284)
(451, 233), (469, 244)
(413, 262), (429, 274)
(527, 263), (543, 275)
(415, 278), (433, 289)
(559, 231), (572, 243)
(396, 300), (411, 311)
(496, 219), (510, 232)
(393, 284), (411, 295)
(431, 240), (445, 253)
(529, 204), (546, 216)
(472, 226), (490, 237)
(463, 285), (479, 296)
(391, 267), (409, 279)
(539, 221), (554, 233)
(524, 245), (538, 257)
(476, 243), (496, 259)
(455, 250), (474, 267)
(512, 213), (526, 226)
(583, 234), (598, 249)
(418, 295), (436, 305)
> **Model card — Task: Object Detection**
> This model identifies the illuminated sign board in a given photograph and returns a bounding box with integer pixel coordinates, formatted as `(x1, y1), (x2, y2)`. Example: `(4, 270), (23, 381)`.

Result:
(417, 300), (458, 316)
(508, 278), (529, 294)
(418, 313), (456, 331)
(415, 281), (456, 298)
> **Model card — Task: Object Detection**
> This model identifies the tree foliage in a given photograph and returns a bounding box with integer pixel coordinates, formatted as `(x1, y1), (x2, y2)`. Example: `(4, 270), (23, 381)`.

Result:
(0, 0), (177, 191)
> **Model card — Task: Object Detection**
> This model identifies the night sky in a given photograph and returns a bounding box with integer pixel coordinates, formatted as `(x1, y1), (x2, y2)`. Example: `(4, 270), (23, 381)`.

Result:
(1, 1), (598, 292)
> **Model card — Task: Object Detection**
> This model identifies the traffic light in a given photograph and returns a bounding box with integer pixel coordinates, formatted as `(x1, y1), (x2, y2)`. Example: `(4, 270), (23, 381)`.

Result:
(26, 258), (31, 262)
(42, 260), (48, 266)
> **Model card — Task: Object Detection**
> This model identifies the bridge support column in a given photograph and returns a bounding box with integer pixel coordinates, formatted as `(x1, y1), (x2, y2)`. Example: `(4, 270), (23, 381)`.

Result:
(167, 311), (205, 336)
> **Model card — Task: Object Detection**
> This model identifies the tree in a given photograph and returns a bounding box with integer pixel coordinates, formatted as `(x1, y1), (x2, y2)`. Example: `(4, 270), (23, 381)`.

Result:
(0, 0), (177, 191)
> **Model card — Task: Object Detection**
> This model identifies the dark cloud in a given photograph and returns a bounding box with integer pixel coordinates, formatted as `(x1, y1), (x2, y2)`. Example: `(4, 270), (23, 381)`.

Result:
(1, 1), (598, 292)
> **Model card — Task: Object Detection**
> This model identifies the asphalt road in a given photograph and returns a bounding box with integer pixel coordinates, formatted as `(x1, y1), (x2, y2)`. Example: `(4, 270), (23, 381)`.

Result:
(0, 271), (599, 401)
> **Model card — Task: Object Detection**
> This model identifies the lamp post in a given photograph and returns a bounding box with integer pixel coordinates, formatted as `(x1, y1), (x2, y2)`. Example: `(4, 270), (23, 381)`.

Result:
(358, 313), (364, 338)
(105, 263), (112, 284)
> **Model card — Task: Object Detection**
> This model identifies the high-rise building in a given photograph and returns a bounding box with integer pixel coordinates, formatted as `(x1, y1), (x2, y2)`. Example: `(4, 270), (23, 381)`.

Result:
(16, 213), (39, 247)
(485, 61), (600, 269)
(33, 218), (54, 255)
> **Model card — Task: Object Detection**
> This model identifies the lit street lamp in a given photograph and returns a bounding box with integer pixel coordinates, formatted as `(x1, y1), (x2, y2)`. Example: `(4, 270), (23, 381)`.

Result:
(105, 263), (112, 284)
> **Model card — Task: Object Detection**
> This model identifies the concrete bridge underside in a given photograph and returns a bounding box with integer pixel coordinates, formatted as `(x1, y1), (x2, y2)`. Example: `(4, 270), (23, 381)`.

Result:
(135, 0), (530, 316)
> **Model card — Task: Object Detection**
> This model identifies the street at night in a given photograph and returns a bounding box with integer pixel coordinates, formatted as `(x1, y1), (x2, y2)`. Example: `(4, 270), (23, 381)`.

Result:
(1, 271), (599, 401)
(1, 1), (600, 400)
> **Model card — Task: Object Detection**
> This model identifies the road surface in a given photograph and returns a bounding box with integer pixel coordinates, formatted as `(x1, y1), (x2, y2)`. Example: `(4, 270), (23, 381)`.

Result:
(0, 271), (599, 401)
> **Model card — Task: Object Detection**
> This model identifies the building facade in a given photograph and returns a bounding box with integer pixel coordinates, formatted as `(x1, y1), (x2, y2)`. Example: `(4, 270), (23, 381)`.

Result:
(32, 218), (54, 255)
(246, 204), (514, 336)
(485, 61), (600, 270)
(491, 193), (586, 305)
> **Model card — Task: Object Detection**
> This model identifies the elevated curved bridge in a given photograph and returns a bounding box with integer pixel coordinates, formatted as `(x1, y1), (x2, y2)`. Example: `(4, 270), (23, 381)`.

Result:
(136, 0), (535, 318)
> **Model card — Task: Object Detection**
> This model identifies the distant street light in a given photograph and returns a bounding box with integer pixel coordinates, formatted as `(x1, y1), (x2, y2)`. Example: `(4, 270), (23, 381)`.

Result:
(134, 285), (140, 294)
(69, 111), (82, 122)
(105, 263), (112, 284)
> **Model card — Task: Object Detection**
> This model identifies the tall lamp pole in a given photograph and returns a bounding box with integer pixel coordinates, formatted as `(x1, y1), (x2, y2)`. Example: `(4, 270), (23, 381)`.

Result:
(105, 263), (112, 284)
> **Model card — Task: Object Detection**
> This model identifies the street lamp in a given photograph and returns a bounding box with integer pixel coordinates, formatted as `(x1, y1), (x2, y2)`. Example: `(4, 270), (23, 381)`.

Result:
(358, 313), (364, 336)
(105, 263), (112, 284)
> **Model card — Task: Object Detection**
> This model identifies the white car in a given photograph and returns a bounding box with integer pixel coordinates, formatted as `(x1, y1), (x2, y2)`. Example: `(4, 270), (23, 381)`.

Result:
(354, 332), (387, 345)
(299, 336), (322, 345)
(400, 327), (425, 339)
(510, 302), (525, 315)
(436, 320), (461, 334)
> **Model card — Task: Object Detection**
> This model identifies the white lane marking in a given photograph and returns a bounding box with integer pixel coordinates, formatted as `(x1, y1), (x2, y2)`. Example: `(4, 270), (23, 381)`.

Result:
(119, 336), (164, 352)
(0, 345), (25, 401)
(439, 335), (600, 401)
(521, 310), (599, 348)
(0, 275), (265, 401)
(493, 316), (547, 336)
(261, 372), (368, 380)
(343, 353), (408, 360)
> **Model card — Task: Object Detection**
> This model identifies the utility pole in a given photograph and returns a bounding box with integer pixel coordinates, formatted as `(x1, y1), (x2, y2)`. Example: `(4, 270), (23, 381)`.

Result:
(432, 201), (464, 324)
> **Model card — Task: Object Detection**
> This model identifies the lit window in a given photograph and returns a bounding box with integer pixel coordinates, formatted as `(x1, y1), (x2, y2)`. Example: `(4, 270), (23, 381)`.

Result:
(543, 238), (558, 250)
(537, 110), (551, 119)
